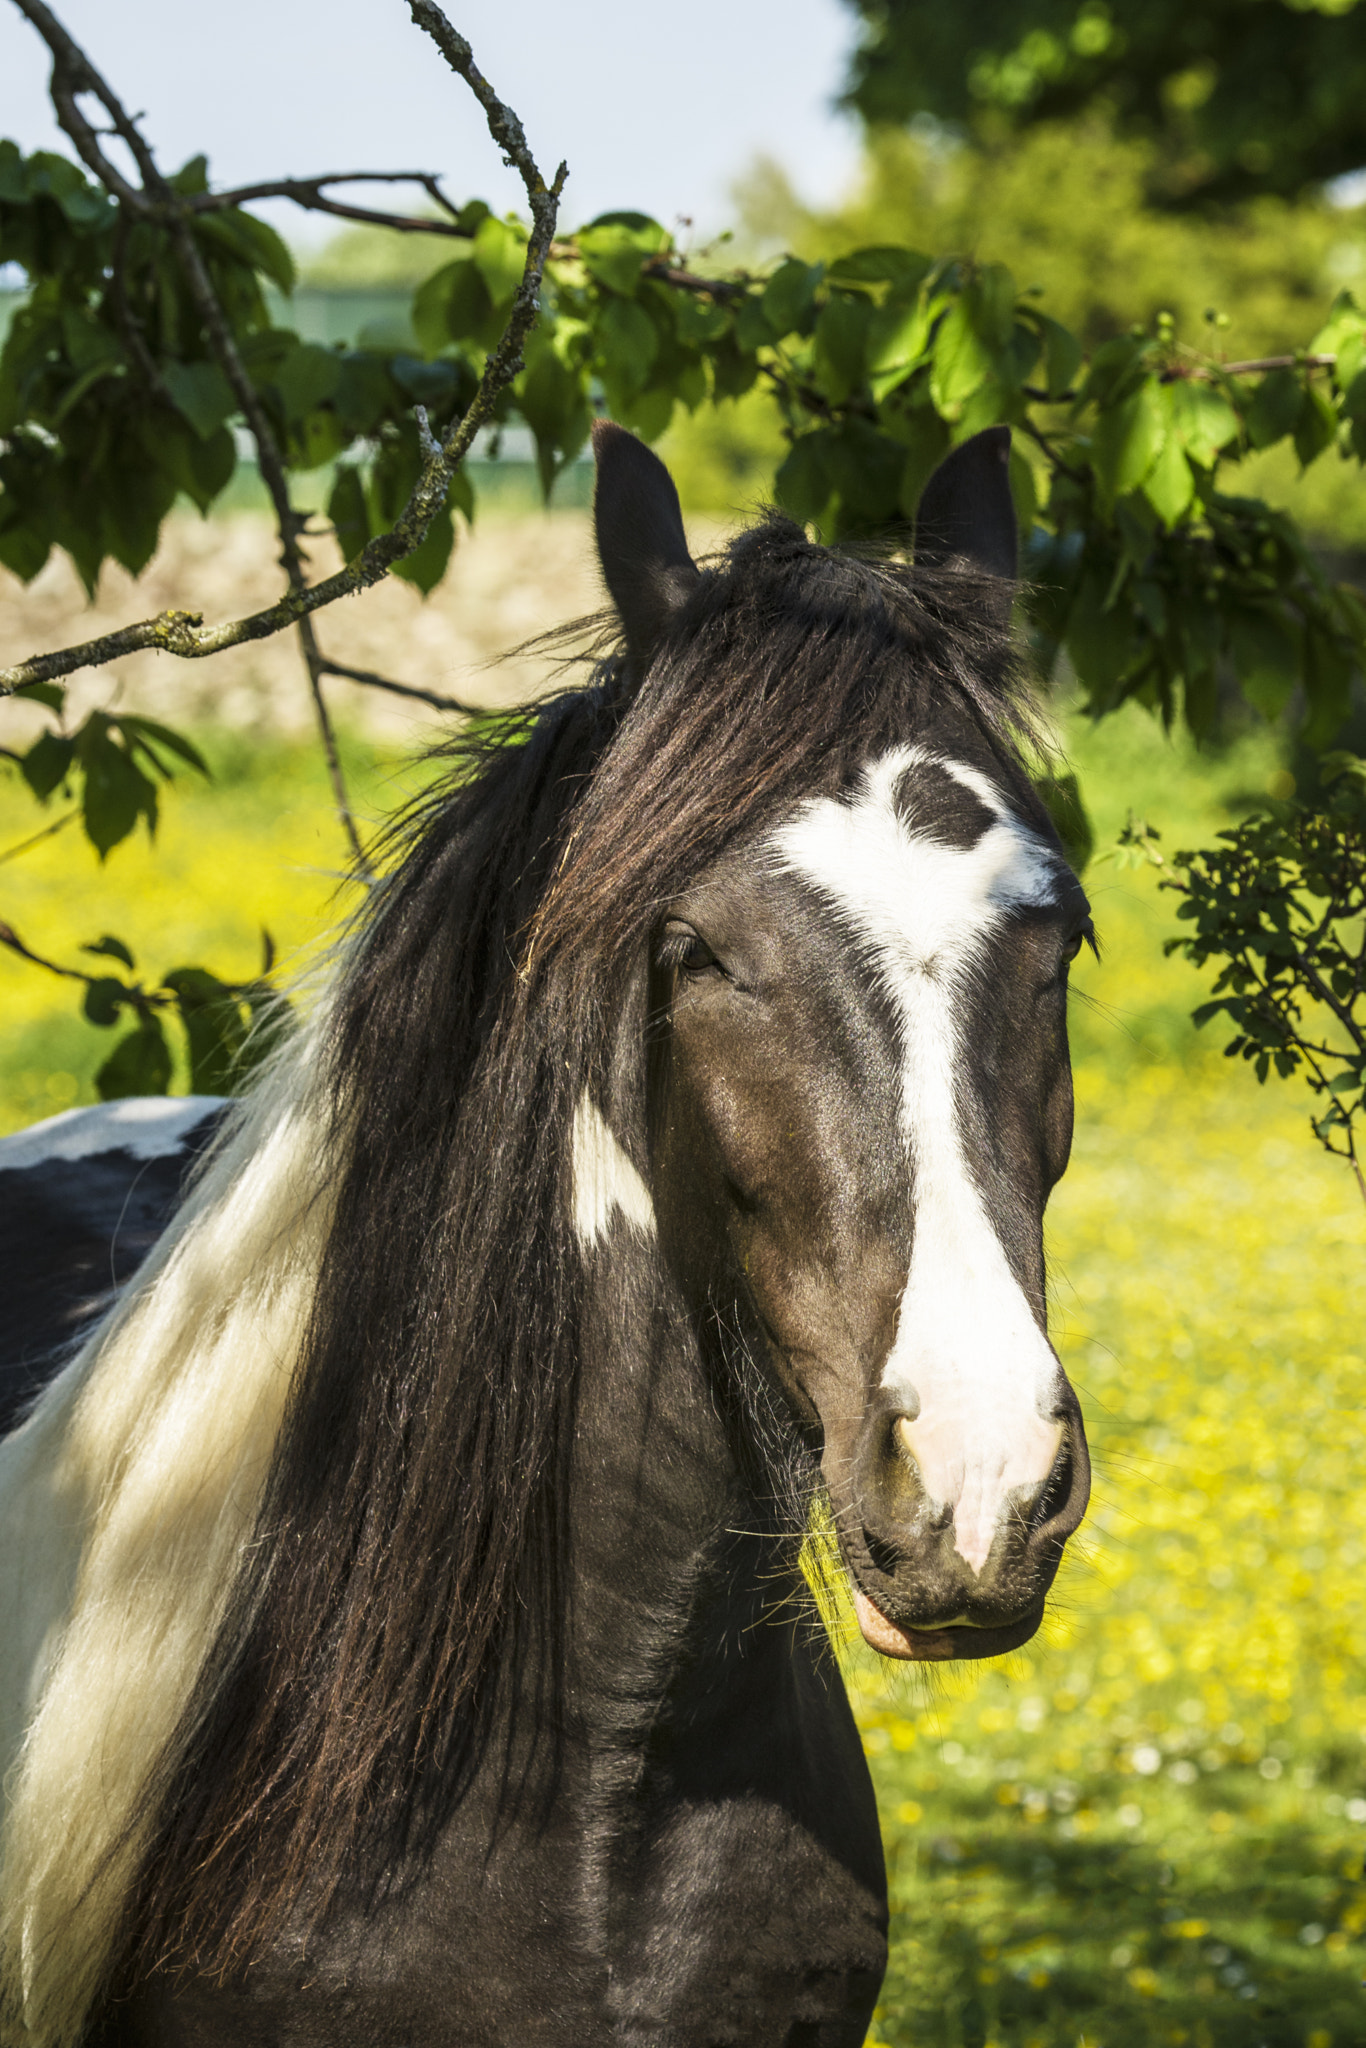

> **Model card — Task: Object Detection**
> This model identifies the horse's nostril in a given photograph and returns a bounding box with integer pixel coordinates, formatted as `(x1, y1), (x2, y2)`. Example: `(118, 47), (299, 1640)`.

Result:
(864, 1529), (902, 1577)
(1029, 1439), (1074, 1534)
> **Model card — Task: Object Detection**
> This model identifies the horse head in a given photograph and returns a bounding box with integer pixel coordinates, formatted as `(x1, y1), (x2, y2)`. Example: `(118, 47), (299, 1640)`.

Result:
(591, 420), (1091, 1662)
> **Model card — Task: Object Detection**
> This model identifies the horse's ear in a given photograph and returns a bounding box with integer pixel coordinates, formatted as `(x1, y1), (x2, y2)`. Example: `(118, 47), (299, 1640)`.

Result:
(592, 419), (700, 670)
(914, 425), (1017, 584)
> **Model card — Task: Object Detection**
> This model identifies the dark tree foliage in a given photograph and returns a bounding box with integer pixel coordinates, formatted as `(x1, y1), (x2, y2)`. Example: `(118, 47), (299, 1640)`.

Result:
(1163, 756), (1366, 1193)
(3, 1), (1366, 1190)
(841, 0), (1366, 207)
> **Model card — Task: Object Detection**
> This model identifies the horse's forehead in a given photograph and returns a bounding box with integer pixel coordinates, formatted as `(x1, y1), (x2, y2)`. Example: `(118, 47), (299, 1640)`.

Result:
(770, 744), (1067, 964)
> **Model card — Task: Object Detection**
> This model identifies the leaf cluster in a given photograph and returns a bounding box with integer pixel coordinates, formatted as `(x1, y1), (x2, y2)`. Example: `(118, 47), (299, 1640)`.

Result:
(1164, 756), (1366, 1180)
(0, 144), (480, 600)
(5, 677), (209, 856)
(840, 0), (1366, 209)
(0, 923), (288, 1101)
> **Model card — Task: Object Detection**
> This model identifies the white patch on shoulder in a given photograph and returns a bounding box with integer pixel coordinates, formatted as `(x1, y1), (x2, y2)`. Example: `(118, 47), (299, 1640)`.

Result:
(0, 1036), (330, 2048)
(774, 745), (1067, 1574)
(571, 1093), (656, 1248)
(0, 1096), (223, 1174)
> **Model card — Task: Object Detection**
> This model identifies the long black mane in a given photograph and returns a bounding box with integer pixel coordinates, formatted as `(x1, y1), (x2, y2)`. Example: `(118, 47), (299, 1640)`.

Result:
(128, 518), (1037, 1979)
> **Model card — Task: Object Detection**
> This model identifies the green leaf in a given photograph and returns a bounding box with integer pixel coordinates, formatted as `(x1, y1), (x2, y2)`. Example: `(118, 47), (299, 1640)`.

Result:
(1301, 629), (1354, 750)
(1142, 432), (1194, 527)
(471, 215), (527, 308)
(335, 351), (401, 437)
(1008, 443), (1038, 534)
(20, 730), (74, 801)
(1244, 367), (1304, 451)
(163, 359), (237, 439)
(83, 975), (130, 1027)
(412, 257), (492, 354)
(822, 419), (905, 530)
(825, 247), (933, 292)
(82, 934), (136, 969)
(164, 966), (245, 1095)
(1065, 562), (1141, 703)
(196, 208), (295, 295)
(274, 343), (341, 421)
(774, 431), (834, 526)
(1091, 381), (1166, 503)
(169, 154), (210, 196)
(1166, 380), (1239, 465)
(929, 294), (997, 418)
(971, 265), (1017, 352)
(762, 258), (820, 340)
(576, 213), (670, 297)
(1034, 314), (1082, 400)
(814, 292), (871, 404)
(77, 719), (157, 857)
(13, 680), (65, 714)
(1035, 769), (1094, 873)
(516, 342), (591, 493)
(595, 296), (659, 401)
(329, 465), (369, 560)
(115, 715), (210, 778)
(96, 1018), (172, 1100)
(1230, 606), (1301, 720)
(1077, 334), (1149, 409)
(390, 505), (455, 595)
(390, 355), (462, 408)
(896, 410), (953, 520)
(867, 295), (934, 399)
(1293, 384), (1337, 468)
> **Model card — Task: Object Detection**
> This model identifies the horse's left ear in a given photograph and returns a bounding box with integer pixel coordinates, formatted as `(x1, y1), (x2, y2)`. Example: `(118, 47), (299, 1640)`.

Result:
(592, 419), (700, 670)
(914, 425), (1017, 584)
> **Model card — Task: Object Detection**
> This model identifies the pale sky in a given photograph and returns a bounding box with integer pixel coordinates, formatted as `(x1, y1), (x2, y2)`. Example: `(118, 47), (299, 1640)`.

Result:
(0, 0), (864, 249)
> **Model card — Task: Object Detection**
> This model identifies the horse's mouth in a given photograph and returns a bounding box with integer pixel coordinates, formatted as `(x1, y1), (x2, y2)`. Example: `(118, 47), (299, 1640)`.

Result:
(852, 1586), (1044, 1663)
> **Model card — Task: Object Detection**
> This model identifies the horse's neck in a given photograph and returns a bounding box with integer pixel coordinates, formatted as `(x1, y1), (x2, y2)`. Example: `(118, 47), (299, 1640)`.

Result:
(566, 1236), (786, 1745)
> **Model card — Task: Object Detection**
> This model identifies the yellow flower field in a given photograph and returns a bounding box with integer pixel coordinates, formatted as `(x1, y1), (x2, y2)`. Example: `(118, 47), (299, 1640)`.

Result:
(0, 682), (1363, 2045)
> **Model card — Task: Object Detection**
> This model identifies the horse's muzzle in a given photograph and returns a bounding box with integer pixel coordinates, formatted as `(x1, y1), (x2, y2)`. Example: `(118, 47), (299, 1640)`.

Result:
(834, 1395), (1091, 1660)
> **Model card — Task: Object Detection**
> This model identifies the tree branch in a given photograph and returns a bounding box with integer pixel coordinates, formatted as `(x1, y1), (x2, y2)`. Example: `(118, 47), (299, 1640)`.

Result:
(5, 0), (568, 876)
(184, 169), (469, 234)
(318, 660), (484, 717)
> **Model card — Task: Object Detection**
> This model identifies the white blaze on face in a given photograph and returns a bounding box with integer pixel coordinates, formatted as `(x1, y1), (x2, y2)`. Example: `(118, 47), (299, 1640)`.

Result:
(774, 746), (1067, 1574)
(572, 1092), (657, 1247)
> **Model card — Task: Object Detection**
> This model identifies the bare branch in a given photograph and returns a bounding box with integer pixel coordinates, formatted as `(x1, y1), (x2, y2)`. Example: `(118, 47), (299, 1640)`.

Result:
(318, 661), (484, 717)
(407, 2), (555, 203)
(184, 169), (470, 234)
(299, 617), (368, 873)
(1164, 353), (1338, 383)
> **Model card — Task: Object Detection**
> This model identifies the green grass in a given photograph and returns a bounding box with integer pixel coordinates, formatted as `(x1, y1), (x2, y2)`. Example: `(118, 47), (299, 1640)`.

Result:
(1, 699), (1364, 2045)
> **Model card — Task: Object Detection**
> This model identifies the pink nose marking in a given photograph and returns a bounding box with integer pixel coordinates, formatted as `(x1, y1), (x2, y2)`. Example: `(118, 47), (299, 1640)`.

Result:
(896, 1414), (1064, 1575)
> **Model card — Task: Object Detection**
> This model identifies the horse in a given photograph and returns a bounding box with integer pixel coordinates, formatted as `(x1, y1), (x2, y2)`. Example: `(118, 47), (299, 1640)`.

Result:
(0, 420), (1093, 2048)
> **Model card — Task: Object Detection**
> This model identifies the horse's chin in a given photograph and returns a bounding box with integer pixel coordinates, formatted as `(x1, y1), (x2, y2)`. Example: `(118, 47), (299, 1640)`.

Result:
(852, 1587), (1044, 1663)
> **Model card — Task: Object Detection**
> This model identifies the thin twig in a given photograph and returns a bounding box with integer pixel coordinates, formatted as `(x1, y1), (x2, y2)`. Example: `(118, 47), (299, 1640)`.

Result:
(319, 660), (484, 717)
(0, 917), (108, 985)
(184, 169), (468, 233)
(0, 809), (78, 865)
(298, 616), (367, 872)
(1163, 353), (1337, 383)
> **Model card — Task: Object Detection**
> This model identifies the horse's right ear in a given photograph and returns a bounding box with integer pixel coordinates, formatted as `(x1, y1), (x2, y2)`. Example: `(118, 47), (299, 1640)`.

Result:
(592, 419), (700, 671)
(914, 425), (1018, 585)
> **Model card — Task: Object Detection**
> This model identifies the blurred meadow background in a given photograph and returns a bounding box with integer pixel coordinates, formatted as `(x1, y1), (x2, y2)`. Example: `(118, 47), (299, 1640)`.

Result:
(3, 1), (1366, 2044)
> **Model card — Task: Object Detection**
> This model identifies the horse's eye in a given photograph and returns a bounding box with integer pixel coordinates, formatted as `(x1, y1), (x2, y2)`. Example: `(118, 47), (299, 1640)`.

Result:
(1061, 933), (1083, 964)
(659, 925), (719, 976)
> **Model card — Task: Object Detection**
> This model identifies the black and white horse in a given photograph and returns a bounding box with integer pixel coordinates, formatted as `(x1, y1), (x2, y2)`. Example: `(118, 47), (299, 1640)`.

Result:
(0, 423), (1092, 2047)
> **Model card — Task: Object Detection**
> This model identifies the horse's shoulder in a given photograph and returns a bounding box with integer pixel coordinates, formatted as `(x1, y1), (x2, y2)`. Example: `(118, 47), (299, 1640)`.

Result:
(0, 1096), (227, 1430)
